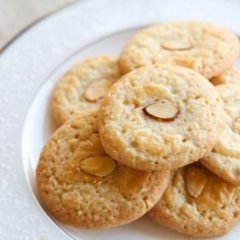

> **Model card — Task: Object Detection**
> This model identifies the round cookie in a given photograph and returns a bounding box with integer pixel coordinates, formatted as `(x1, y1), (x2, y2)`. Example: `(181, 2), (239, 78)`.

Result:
(148, 163), (240, 237)
(119, 21), (240, 78)
(210, 68), (240, 85)
(51, 56), (121, 125)
(36, 111), (170, 229)
(201, 83), (240, 185)
(98, 64), (223, 171)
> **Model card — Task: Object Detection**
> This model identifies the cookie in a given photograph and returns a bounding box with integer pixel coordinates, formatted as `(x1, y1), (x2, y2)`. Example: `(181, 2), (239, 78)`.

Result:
(210, 68), (240, 85)
(98, 64), (223, 171)
(36, 111), (170, 229)
(148, 163), (240, 237)
(119, 21), (240, 78)
(201, 83), (240, 185)
(51, 56), (121, 125)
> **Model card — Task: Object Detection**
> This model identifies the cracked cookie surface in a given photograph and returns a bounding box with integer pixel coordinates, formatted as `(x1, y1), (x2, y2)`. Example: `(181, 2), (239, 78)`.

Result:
(148, 163), (240, 237)
(51, 56), (121, 125)
(201, 83), (240, 185)
(36, 111), (170, 229)
(98, 65), (223, 171)
(210, 68), (240, 85)
(119, 21), (240, 78)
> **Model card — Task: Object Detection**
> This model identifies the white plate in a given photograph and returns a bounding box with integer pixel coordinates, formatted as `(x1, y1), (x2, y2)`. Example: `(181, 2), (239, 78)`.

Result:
(0, 0), (240, 239)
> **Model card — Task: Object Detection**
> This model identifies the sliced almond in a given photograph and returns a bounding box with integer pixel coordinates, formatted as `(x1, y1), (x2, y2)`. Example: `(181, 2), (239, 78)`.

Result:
(84, 79), (112, 102)
(185, 165), (208, 198)
(79, 155), (116, 177)
(143, 100), (178, 121)
(162, 40), (193, 51)
(197, 178), (235, 211)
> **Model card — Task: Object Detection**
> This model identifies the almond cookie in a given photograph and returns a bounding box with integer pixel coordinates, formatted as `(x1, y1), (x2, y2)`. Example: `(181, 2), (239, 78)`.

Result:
(98, 65), (223, 171)
(51, 56), (121, 125)
(210, 68), (240, 85)
(201, 83), (240, 185)
(148, 163), (240, 237)
(36, 111), (170, 229)
(119, 21), (240, 78)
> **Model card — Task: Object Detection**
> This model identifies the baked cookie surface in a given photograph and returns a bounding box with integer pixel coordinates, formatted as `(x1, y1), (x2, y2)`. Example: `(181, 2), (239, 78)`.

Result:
(210, 68), (240, 85)
(148, 163), (240, 237)
(98, 65), (223, 171)
(36, 111), (170, 229)
(119, 21), (240, 78)
(201, 83), (240, 184)
(51, 56), (121, 125)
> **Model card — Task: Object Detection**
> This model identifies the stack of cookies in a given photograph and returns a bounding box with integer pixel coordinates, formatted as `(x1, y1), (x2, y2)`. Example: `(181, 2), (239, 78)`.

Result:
(36, 21), (240, 237)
